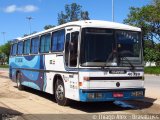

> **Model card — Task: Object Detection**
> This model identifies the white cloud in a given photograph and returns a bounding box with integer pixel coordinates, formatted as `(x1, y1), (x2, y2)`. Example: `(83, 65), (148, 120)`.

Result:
(18, 5), (38, 12)
(4, 5), (17, 13)
(3, 5), (38, 13)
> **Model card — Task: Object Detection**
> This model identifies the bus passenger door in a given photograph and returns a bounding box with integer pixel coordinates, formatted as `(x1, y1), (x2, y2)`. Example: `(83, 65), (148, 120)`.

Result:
(65, 27), (80, 68)
(64, 26), (80, 100)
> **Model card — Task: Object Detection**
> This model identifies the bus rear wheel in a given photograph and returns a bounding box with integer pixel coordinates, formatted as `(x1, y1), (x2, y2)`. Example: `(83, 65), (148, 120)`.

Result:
(55, 78), (70, 106)
(16, 73), (24, 90)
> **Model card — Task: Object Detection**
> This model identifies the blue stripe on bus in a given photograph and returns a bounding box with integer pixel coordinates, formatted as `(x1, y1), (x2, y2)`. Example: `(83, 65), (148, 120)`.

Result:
(22, 81), (40, 90)
(9, 56), (40, 69)
(79, 89), (145, 102)
(9, 55), (46, 91)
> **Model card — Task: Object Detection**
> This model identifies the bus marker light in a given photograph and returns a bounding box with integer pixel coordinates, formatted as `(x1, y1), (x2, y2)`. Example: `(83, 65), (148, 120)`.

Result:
(83, 77), (90, 81)
(113, 92), (124, 98)
(79, 82), (83, 86)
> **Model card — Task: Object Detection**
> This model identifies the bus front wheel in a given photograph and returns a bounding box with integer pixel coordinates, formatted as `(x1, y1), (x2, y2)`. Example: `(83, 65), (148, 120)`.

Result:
(55, 78), (70, 106)
(16, 73), (24, 90)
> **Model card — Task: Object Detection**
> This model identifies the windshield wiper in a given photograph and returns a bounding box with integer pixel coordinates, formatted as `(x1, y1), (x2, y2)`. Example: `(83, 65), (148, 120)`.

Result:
(105, 50), (135, 70)
(120, 56), (135, 70)
(105, 51), (118, 67)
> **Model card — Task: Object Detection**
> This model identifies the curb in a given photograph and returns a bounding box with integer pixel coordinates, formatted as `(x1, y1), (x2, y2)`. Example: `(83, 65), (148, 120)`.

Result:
(144, 74), (160, 76)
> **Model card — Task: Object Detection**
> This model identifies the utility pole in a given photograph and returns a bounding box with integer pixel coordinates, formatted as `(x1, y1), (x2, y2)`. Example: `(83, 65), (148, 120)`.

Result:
(112, 0), (114, 22)
(26, 16), (33, 35)
(1, 32), (6, 44)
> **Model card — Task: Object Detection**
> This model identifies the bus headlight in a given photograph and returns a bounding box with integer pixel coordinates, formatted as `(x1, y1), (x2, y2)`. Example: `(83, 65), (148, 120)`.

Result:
(88, 93), (103, 99)
(131, 91), (144, 97)
(88, 93), (94, 99)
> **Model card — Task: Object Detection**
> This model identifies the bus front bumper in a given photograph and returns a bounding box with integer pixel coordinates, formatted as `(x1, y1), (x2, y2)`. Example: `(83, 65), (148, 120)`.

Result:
(79, 88), (145, 102)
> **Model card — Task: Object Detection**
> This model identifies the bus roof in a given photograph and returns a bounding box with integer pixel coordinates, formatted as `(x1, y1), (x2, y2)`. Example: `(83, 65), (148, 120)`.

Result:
(18, 20), (141, 41)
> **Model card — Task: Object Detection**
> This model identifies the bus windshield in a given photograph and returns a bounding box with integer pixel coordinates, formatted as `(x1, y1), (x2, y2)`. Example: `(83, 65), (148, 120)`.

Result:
(80, 28), (142, 67)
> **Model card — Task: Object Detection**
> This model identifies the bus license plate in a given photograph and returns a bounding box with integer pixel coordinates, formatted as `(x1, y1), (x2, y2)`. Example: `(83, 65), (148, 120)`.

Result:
(113, 92), (124, 98)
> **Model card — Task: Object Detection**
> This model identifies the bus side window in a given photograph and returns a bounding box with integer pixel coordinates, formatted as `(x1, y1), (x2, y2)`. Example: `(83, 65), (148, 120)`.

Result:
(65, 33), (70, 66)
(69, 31), (79, 67)
(12, 44), (17, 56)
(40, 34), (51, 53)
(24, 39), (30, 55)
(10, 45), (12, 56)
(51, 29), (65, 52)
(31, 37), (39, 54)
(17, 41), (23, 55)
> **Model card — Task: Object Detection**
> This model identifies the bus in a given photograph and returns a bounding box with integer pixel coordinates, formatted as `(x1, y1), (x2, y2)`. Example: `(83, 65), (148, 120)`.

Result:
(9, 20), (145, 106)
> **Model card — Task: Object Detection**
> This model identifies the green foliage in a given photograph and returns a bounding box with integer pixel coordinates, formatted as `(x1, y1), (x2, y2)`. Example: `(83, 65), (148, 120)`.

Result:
(44, 25), (55, 30)
(81, 11), (90, 20)
(58, 3), (90, 25)
(124, 0), (160, 41)
(0, 64), (9, 68)
(0, 42), (11, 63)
(144, 67), (160, 74)
(156, 61), (160, 66)
(124, 0), (160, 65)
(144, 48), (160, 62)
(0, 42), (11, 58)
(23, 31), (37, 37)
(144, 40), (160, 63)
(23, 34), (29, 37)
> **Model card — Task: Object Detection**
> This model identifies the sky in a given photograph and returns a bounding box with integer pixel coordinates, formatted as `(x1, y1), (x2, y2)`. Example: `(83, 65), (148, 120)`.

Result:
(0, 0), (151, 45)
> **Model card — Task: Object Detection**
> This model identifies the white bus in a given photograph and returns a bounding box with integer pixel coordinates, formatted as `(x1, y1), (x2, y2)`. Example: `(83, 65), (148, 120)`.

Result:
(9, 20), (145, 106)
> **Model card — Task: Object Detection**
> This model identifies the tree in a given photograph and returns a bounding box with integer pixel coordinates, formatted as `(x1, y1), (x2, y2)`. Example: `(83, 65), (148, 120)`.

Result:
(58, 3), (90, 25)
(124, 0), (160, 66)
(23, 34), (29, 37)
(124, 0), (160, 42)
(0, 42), (11, 64)
(44, 25), (55, 30)
(23, 31), (37, 37)
(81, 11), (90, 20)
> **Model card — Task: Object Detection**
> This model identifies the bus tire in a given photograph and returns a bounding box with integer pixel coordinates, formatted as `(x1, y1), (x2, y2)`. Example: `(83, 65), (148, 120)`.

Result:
(16, 73), (24, 90)
(55, 78), (70, 106)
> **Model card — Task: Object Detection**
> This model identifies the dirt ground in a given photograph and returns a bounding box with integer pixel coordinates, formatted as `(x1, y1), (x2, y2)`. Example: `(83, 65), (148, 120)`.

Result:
(0, 71), (160, 120)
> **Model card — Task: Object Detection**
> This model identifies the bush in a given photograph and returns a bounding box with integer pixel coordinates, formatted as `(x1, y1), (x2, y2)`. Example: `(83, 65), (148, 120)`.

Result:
(156, 61), (160, 67)
(144, 67), (160, 74)
(0, 65), (9, 68)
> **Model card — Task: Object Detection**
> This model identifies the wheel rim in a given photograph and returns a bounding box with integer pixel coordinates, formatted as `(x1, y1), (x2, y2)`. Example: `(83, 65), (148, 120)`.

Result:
(56, 85), (64, 100)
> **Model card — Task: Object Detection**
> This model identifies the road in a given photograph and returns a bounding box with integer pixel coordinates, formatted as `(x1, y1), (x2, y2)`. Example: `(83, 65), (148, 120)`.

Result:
(145, 75), (160, 88)
(0, 70), (160, 120)
(0, 68), (9, 71)
(143, 75), (160, 104)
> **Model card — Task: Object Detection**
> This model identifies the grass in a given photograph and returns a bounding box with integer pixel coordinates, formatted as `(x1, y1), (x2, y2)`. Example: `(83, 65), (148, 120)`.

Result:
(144, 66), (160, 75)
(0, 64), (9, 68)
